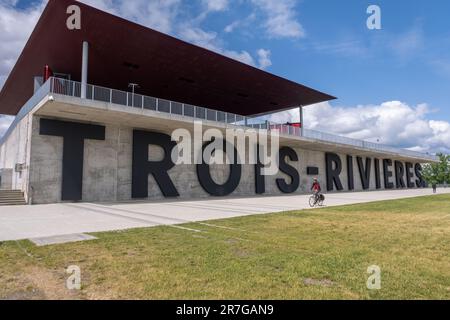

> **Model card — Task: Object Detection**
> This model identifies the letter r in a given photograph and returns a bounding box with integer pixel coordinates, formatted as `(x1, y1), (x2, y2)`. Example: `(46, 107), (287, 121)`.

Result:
(132, 130), (179, 198)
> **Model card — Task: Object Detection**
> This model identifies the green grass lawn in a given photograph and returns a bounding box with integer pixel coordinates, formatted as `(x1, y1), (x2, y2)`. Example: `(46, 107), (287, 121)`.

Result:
(1, 194), (449, 300)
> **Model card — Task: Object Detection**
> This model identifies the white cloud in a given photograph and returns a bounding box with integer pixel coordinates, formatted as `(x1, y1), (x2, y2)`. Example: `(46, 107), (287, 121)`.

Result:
(177, 26), (248, 62)
(224, 13), (256, 33)
(224, 20), (240, 33)
(178, 26), (219, 50)
(225, 50), (256, 66)
(202, 0), (229, 12)
(428, 120), (450, 153)
(0, 1), (45, 91)
(251, 0), (304, 39)
(266, 101), (450, 154)
(77, 0), (114, 12)
(79, 0), (182, 34)
(178, 25), (271, 69)
(257, 48), (272, 69)
(1, 0), (20, 6)
(121, 0), (181, 34)
(0, 75), (6, 89)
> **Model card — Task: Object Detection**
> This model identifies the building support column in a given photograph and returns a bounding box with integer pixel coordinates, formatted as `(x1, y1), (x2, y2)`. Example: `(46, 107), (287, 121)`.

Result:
(81, 41), (89, 99)
(299, 106), (304, 136)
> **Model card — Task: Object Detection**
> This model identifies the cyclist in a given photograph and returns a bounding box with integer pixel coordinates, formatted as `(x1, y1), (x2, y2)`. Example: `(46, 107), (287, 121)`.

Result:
(311, 178), (322, 202)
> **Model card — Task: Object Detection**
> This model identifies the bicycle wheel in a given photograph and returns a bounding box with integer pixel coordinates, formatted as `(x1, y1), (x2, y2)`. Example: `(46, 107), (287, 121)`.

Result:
(309, 196), (316, 207)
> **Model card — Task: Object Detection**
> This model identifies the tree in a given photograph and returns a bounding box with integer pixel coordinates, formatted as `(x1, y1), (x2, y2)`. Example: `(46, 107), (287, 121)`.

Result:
(422, 153), (450, 185)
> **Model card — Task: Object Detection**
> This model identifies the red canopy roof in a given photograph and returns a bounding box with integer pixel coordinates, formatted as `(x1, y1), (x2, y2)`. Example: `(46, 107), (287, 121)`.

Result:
(0, 0), (335, 116)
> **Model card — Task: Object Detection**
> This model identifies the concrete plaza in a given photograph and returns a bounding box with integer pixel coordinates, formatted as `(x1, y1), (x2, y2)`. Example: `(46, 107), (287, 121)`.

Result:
(1, 188), (449, 242)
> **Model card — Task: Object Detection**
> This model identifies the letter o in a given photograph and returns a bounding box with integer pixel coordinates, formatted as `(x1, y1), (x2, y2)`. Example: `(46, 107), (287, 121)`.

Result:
(197, 140), (241, 196)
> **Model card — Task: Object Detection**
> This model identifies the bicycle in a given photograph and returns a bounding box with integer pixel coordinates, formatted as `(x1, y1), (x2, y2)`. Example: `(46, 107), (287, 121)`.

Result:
(309, 193), (325, 207)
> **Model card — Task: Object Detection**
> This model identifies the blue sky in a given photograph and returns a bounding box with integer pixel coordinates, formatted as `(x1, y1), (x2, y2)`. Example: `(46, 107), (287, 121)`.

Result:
(196, 0), (450, 115)
(0, 0), (449, 153)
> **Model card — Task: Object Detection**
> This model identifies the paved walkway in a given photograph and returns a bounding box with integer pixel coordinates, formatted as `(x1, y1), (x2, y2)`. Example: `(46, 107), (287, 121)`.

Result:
(1, 189), (449, 241)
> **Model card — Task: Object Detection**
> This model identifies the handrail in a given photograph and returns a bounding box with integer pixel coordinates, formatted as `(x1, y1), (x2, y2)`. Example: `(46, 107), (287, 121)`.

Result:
(1, 77), (436, 162)
(48, 77), (437, 161)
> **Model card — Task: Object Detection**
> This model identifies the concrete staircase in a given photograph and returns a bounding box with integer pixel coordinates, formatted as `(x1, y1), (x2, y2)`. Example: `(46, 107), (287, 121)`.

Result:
(0, 190), (26, 206)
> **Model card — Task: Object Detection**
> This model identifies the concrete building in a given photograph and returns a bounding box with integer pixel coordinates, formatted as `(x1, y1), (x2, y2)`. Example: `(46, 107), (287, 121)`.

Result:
(0, 0), (435, 205)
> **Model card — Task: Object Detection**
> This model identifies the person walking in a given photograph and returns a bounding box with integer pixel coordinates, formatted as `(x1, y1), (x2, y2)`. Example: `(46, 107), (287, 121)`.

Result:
(432, 182), (437, 194)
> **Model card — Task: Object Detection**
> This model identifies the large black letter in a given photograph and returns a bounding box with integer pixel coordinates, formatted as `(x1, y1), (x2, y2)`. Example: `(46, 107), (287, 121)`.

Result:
(405, 162), (415, 188)
(415, 163), (426, 188)
(383, 159), (394, 189)
(394, 161), (406, 188)
(357, 156), (372, 190)
(347, 155), (354, 190)
(326, 152), (343, 191)
(197, 140), (242, 196)
(39, 118), (105, 201)
(276, 147), (300, 193)
(255, 144), (265, 194)
(374, 158), (381, 189)
(132, 130), (179, 198)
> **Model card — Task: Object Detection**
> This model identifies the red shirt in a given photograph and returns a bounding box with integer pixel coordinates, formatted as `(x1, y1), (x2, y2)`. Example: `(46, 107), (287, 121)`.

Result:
(311, 182), (321, 192)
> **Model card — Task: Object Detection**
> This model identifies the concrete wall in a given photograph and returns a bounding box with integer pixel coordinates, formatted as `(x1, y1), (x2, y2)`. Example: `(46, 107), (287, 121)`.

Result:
(28, 116), (423, 204)
(0, 113), (33, 194)
(28, 117), (63, 204)
(0, 168), (13, 190)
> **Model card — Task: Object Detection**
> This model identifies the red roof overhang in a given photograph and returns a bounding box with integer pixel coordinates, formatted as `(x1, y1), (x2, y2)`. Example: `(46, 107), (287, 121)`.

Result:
(0, 0), (336, 116)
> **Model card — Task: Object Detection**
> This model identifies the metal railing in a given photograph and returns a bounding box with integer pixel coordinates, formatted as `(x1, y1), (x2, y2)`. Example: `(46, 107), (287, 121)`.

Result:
(301, 128), (435, 159)
(34, 77), (434, 161)
(49, 77), (269, 130)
